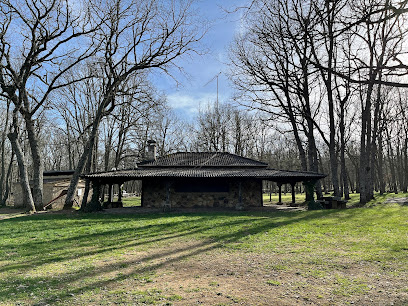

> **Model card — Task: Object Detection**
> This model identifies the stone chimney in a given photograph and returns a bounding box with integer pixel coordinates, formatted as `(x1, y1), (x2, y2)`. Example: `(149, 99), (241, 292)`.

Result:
(146, 140), (157, 161)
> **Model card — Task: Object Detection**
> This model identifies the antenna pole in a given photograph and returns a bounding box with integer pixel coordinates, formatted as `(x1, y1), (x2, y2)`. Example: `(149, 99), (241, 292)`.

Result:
(203, 72), (222, 110)
(216, 74), (219, 110)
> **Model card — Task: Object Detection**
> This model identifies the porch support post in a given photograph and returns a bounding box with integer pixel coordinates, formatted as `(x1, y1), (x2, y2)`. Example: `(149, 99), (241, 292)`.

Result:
(118, 183), (123, 202)
(117, 183), (124, 208)
(291, 182), (296, 204)
(108, 183), (113, 203)
(277, 182), (283, 205)
(101, 185), (105, 202)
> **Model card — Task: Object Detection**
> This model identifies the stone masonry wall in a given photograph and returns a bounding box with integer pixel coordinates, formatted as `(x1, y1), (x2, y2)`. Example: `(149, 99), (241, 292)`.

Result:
(142, 178), (262, 209)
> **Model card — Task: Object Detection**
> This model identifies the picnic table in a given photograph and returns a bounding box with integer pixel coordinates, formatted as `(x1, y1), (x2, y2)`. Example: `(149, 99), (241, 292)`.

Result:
(319, 196), (347, 209)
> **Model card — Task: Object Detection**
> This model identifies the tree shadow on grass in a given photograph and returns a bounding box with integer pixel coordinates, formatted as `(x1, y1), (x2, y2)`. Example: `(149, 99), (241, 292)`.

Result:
(0, 208), (344, 250)
(0, 208), (343, 257)
(0, 207), (387, 304)
(0, 239), (221, 304)
(0, 214), (269, 274)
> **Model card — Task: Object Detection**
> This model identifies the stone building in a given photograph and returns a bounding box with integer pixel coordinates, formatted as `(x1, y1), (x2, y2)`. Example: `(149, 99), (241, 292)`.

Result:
(84, 141), (326, 210)
(138, 152), (267, 209)
(13, 171), (86, 209)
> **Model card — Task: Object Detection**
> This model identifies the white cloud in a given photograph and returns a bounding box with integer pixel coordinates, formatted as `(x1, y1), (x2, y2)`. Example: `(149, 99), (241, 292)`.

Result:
(167, 92), (219, 115)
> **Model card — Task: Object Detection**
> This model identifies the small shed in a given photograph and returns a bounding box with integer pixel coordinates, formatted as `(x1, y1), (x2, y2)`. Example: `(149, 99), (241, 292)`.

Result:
(13, 170), (86, 209)
(84, 150), (326, 210)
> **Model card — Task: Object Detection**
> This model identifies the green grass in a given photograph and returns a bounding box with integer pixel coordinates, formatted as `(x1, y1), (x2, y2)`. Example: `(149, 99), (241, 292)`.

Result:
(263, 191), (408, 207)
(263, 192), (306, 204)
(121, 196), (141, 207)
(0, 194), (407, 304)
(266, 280), (281, 286)
(263, 191), (362, 206)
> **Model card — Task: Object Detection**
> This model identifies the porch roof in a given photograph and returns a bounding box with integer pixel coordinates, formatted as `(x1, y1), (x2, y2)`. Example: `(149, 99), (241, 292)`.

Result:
(83, 167), (325, 183)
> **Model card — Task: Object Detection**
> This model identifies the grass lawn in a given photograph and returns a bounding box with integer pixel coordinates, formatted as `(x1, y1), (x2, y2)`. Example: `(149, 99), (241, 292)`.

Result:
(263, 191), (401, 207)
(122, 196), (141, 207)
(0, 193), (407, 305)
(263, 192), (306, 205)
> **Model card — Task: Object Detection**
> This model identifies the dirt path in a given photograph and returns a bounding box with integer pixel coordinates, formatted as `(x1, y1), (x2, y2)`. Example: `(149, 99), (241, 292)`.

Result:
(0, 207), (27, 220)
(385, 197), (408, 205)
(88, 240), (408, 305)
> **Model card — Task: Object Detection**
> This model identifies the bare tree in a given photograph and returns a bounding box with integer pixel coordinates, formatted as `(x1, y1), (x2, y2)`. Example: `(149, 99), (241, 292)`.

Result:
(229, 0), (310, 171)
(63, 0), (204, 210)
(343, 0), (407, 203)
(0, 0), (98, 210)
(7, 109), (35, 211)
(100, 78), (166, 170)
(151, 107), (189, 156)
(229, 0), (324, 199)
(229, 0), (408, 205)
(308, 0), (352, 197)
(194, 102), (231, 152)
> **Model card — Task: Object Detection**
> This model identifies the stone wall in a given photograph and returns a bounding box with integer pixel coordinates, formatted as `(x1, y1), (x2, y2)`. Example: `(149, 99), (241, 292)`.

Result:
(142, 178), (262, 209)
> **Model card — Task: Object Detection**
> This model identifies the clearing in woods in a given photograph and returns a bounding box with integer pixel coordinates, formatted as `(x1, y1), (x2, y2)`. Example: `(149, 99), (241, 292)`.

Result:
(0, 193), (407, 305)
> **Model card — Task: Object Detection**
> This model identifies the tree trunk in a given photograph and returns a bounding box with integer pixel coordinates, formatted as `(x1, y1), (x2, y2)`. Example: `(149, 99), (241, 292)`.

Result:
(66, 123), (73, 170)
(114, 121), (124, 168)
(359, 84), (374, 204)
(396, 138), (405, 192)
(300, 27), (322, 200)
(377, 133), (385, 195)
(318, 156), (329, 194)
(64, 98), (106, 209)
(325, 0), (340, 197)
(104, 127), (113, 171)
(8, 130), (35, 212)
(23, 114), (44, 210)
(403, 137), (408, 192)
(64, 126), (99, 209)
(282, 73), (308, 171)
(340, 116), (349, 199)
(308, 132), (323, 200)
(82, 180), (103, 212)
(287, 104), (307, 171)
(0, 148), (14, 206)
(81, 139), (95, 209)
(386, 127), (398, 193)
(0, 101), (11, 205)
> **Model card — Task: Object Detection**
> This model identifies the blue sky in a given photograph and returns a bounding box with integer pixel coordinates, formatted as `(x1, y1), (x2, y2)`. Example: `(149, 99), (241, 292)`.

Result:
(153, 0), (245, 119)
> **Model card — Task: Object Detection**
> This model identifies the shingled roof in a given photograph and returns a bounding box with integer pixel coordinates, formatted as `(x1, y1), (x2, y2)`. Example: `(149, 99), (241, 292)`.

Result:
(139, 152), (268, 168)
(84, 152), (325, 183)
(85, 168), (326, 182)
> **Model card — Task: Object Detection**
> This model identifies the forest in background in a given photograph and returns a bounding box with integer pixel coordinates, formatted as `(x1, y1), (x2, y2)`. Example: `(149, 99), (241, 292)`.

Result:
(1, 0), (408, 211)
